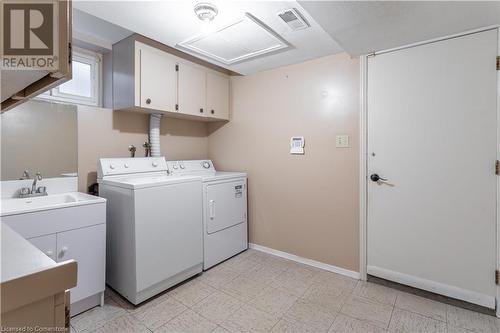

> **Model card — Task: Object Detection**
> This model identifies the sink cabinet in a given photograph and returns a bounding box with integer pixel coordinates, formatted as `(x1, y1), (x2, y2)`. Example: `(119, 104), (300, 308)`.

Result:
(1, 200), (106, 316)
(27, 234), (57, 261)
(112, 36), (230, 121)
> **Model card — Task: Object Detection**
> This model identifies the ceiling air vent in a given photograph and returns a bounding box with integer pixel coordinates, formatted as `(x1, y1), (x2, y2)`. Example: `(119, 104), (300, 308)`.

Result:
(278, 8), (310, 31)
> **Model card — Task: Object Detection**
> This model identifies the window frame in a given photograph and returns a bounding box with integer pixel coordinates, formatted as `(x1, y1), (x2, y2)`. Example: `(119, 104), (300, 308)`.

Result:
(38, 47), (102, 107)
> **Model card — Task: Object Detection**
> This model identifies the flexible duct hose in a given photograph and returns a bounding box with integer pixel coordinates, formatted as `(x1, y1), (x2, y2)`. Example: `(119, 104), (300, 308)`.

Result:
(149, 113), (161, 157)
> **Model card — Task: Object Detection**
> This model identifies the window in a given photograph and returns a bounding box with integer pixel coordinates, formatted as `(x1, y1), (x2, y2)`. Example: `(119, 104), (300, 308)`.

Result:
(39, 48), (102, 106)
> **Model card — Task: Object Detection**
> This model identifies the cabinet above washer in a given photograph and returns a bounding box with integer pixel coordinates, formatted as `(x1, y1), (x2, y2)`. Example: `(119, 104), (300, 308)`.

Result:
(112, 36), (230, 121)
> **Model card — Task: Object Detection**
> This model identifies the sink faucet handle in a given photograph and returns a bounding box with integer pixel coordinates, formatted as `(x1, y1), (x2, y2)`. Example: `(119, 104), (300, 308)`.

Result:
(37, 186), (47, 194)
(35, 172), (42, 180)
(20, 187), (30, 196)
(20, 170), (30, 180)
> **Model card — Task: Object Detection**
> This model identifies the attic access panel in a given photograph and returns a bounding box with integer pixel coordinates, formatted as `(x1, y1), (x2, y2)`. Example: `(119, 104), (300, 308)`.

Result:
(177, 13), (289, 65)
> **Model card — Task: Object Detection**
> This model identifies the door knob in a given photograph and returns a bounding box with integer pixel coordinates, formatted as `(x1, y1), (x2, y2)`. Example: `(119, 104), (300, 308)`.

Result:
(211, 109), (214, 114)
(200, 108), (204, 113)
(370, 174), (387, 182)
(146, 98), (151, 105)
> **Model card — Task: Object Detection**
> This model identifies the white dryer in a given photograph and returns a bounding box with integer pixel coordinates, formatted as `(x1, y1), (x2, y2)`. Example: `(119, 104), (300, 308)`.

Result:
(167, 160), (248, 270)
(97, 157), (203, 304)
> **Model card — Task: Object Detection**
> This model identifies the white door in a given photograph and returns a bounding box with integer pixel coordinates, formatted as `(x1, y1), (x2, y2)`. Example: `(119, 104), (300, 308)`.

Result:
(139, 45), (177, 112)
(178, 62), (206, 117)
(205, 179), (247, 234)
(206, 72), (230, 120)
(367, 29), (498, 308)
(57, 224), (106, 303)
(28, 234), (57, 261)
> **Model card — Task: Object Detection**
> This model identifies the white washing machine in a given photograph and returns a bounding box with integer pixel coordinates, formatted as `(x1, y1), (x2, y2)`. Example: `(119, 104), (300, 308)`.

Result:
(97, 157), (203, 305)
(167, 160), (248, 270)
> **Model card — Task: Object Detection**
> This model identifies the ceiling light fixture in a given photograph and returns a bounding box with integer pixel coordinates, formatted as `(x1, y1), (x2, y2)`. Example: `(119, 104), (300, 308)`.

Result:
(194, 3), (218, 22)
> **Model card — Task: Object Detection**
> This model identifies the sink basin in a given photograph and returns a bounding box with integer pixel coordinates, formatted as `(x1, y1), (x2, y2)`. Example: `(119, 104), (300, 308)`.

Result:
(1, 192), (105, 217)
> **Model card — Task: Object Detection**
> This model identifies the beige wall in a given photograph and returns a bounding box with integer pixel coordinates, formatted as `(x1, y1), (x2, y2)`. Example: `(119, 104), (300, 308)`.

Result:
(207, 54), (360, 271)
(77, 106), (208, 191)
(1, 100), (77, 180)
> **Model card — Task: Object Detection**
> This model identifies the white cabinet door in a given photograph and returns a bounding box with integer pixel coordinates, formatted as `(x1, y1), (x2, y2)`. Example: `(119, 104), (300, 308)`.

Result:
(139, 45), (177, 112)
(28, 234), (57, 261)
(178, 62), (206, 117)
(206, 72), (229, 120)
(57, 224), (106, 303)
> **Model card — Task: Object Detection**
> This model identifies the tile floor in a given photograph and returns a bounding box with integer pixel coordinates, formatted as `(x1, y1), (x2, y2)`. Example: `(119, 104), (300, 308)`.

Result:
(70, 249), (500, 333)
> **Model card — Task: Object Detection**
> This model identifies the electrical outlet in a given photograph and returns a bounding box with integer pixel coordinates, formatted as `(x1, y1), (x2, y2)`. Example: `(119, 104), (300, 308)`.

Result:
(336, 135), (349, 148)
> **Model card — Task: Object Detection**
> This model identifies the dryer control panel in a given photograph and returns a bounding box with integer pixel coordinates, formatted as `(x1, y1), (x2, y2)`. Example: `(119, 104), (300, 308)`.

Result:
(167, 160), (215, 175)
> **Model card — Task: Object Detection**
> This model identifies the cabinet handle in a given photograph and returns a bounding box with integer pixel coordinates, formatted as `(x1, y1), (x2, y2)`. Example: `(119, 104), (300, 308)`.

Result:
(146, 98), (151, 105)
(211, 109), (214, 114)
(200, 108), (204, 113)
(59, 246), (68, 258)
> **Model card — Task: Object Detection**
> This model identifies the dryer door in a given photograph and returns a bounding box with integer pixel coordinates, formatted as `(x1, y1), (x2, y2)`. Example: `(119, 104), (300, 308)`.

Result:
(205, 179), (247, 234)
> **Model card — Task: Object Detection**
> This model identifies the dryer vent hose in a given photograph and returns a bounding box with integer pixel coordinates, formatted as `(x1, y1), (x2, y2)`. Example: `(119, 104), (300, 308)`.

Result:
(149, 113), (161, 157)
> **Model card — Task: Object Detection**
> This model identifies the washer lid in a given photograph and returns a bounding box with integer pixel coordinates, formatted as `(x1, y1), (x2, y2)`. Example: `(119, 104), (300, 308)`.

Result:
(99, 174), (202, 190)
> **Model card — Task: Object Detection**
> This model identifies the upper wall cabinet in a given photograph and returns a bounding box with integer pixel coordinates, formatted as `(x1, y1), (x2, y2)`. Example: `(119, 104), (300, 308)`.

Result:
(178, 62), (206, 117)
(207, 72), (230, 120)
(1, 0), (72, 113)
(139, 44), (177, 112)
(112, 37), (230, 121)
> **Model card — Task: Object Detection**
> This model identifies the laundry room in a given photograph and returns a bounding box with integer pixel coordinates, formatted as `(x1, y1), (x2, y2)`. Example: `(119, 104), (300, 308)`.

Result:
(1, 1), (500, 333)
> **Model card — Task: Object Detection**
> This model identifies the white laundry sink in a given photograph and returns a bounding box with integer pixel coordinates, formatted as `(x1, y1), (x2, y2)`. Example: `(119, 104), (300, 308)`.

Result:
(0, 192), (105, 216)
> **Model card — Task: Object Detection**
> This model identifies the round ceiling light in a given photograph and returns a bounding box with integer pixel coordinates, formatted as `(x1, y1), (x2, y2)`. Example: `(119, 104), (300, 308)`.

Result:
(194, 3), (218, 22)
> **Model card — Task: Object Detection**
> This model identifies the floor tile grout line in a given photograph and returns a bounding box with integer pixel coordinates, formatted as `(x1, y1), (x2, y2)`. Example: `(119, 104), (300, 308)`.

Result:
(392, 304), (447, 323)
(386, 302), (396, 331)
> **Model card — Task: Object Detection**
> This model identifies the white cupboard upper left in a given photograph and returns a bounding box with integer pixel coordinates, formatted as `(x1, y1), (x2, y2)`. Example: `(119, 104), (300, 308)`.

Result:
(1, 0), (72, 113)
(112, 37), (230, 121)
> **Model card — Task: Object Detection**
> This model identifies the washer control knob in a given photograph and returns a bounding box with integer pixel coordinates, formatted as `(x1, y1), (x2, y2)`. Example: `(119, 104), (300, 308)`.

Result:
(109, 164), (115, 170)
(124, 163), (129, 168)
(202, 161), (210, 169)
(180, 164), (185, 169)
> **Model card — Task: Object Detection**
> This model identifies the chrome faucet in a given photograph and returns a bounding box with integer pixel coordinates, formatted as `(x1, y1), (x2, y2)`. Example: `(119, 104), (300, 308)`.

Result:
(32, 172), (42, 193)
(18, 171), (47, 198)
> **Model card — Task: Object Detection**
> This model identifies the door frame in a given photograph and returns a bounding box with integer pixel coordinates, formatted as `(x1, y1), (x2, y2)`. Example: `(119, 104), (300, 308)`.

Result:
(358, 25), (500, 315)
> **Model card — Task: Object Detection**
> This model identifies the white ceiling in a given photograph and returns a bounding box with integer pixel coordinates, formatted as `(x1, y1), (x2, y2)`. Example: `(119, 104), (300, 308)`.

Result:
(299, 1), (500, 56)
(73, 1), (341, 75)
(73, 1), (500, 75)
(73, 9), (132, 52)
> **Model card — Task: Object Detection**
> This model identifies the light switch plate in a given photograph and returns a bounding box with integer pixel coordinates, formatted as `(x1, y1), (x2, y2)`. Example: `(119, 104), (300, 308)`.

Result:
(336, 135), (349, 148)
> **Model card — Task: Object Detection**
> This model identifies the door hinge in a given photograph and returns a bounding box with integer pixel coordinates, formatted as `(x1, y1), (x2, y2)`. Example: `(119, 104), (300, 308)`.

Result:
(496, 270), (499, 285)
(175, 104), (179, 111)
(175, 64), (179, 71)
(68, 42), (72, 64)
(496, 160), (499, 175)
(367, 52), (376, 58)
(497, 56), (500, 71)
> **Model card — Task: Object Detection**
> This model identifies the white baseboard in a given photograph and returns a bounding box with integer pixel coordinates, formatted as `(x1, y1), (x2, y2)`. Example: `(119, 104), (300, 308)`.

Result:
(249, 243), (360, 280)
(367, 265), (495, 309)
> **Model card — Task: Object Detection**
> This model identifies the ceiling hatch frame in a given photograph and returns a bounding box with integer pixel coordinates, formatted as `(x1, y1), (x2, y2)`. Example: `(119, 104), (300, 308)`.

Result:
(177, 13), (291, 65)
